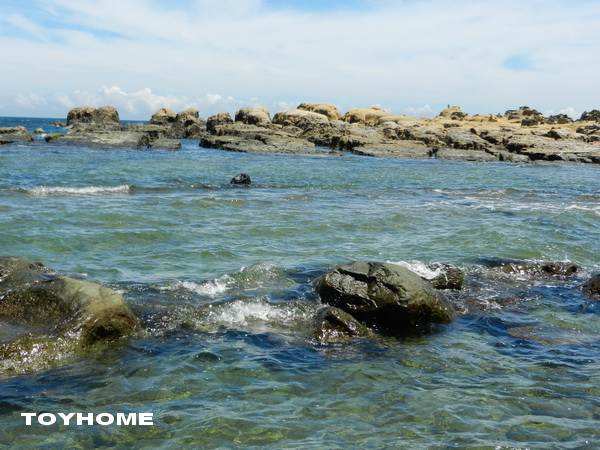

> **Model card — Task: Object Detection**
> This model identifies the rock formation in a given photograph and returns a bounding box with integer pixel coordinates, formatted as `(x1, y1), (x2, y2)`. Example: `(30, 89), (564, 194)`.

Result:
(316, 261), (455, 336)
(67, 106), (121, 127)
(0, 126), (34, 144)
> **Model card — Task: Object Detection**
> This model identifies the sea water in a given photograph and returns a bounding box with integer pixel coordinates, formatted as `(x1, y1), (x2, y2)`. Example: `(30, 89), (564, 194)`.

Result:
(0, 117), (599, 448)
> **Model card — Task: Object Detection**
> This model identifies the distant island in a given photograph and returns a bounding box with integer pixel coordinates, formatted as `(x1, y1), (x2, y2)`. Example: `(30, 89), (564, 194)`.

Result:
(2, 103), (600, 164)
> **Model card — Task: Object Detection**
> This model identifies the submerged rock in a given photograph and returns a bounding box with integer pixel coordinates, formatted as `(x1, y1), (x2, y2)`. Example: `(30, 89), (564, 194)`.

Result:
(316, 261), (455, 336)
(0, 256), (138, 373)
(391, 261), (464, 290)
(499, 260), (579, 278)
(230, 173), (251, 185)
(582, 274), (600, 299)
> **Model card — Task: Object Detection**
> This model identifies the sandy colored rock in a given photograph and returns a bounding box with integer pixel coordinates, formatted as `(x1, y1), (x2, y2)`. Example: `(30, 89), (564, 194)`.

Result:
(235, 106), (271, 125)
(297, 102), (342, 121)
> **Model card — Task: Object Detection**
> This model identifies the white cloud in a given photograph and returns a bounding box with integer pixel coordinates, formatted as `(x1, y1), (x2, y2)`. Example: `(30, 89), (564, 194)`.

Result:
(16, 93), (47, 108)
(1, 0), (599, 118)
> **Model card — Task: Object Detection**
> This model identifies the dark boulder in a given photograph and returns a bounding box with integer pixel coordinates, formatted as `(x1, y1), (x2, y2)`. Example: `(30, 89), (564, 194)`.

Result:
(230, 173), (251, 185)
(578, 110), (600, 122)
(582, 274), (600, 299)
(315, 261), (455, 335)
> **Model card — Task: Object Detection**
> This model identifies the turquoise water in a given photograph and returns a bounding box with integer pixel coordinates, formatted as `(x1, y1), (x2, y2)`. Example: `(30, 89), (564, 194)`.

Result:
(1, 117), (599, 448)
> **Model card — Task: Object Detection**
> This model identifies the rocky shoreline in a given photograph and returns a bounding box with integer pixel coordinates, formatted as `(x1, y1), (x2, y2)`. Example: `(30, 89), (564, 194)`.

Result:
(1, 255), (597, 374)
(1, 103), (600, 163)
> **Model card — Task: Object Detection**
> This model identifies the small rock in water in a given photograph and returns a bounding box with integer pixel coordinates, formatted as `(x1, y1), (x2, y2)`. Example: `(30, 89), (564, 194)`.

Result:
(230, 173), (251, 185)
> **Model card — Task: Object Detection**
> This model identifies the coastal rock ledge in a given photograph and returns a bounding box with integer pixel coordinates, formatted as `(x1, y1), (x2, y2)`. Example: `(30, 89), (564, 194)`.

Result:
(315, 261), (455, 336)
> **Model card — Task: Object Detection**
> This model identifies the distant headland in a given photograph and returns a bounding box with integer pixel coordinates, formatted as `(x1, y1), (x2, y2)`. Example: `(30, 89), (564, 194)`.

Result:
(2, 103), (600, 164)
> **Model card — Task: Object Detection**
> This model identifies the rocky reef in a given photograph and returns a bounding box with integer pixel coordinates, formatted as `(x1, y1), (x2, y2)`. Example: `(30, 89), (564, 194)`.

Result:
(4, 103), (600, 163)
(200, 103), (600, 163)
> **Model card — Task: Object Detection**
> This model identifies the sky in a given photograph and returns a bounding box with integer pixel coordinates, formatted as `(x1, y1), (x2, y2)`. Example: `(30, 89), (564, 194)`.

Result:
(0, 0), (599, 120)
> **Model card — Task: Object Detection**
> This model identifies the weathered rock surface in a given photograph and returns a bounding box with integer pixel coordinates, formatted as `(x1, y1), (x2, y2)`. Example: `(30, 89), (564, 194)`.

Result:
(272, 109), (330, 128)
(149, 107), (206, 139)
(200, 122), (319, 154)
(48, 120), (182, 150)
(235, 107), (272, 126)
(0, 126), (34, 144)
(316, 261), (455, 335)
(207, 112), (234, 134)
(67, 106), (121, 127)
(342, 107), (413, 126)
(298, 102), (342, 121)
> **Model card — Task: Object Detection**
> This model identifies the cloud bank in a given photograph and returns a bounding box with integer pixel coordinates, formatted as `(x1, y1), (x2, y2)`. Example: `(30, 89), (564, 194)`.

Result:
(0, 0), (598, 119)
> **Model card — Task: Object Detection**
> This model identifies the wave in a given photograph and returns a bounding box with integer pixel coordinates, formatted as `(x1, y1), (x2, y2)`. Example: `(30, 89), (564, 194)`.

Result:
(15, 185), (132, 196)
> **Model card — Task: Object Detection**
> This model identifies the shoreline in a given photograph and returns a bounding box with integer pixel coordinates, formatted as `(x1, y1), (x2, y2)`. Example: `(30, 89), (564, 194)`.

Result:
(1, 103), (600, 164)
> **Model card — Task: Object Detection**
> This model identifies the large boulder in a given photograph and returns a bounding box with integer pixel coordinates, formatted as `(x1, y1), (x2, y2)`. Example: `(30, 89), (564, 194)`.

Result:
(297, 103), (342, 121)
(149, 107), (177, 125)
(66, 106), (121, 126)
(207, 112), (234, 134)
(149, 107), (206, 138)
(0, 256), (138, 346)
(235, 107), (271, 126)
(316, 261), (455, 335)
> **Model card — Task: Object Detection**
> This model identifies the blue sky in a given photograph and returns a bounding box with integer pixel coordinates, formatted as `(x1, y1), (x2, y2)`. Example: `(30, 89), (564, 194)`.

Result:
(0, 0), (598, 119)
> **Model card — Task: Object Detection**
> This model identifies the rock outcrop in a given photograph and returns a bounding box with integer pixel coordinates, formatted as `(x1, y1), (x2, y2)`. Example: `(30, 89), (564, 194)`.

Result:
(298, 103), (342, 121)
(235, 107), (271, 126)
(316, 261), (455, 336)
(149, 107), (206, 138)
(49, 107), (182, 150)
(67, 106), (121, 127)
(0, 126), (34, 144)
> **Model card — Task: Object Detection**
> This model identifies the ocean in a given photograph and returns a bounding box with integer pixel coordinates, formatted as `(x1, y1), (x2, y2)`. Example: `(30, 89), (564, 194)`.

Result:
(1, 116), (599, 448)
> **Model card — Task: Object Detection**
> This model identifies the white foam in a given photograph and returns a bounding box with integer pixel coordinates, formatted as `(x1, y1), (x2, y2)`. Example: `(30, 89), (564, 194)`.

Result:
(387, 260), (443, 280)
(26, 185), (131, 196)
(207, 299), (296, 326)
(160, 275), (233, 297)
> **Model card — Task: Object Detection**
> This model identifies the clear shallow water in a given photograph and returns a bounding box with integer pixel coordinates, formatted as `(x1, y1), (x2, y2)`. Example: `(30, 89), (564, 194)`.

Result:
(1, 117), (600, 448)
